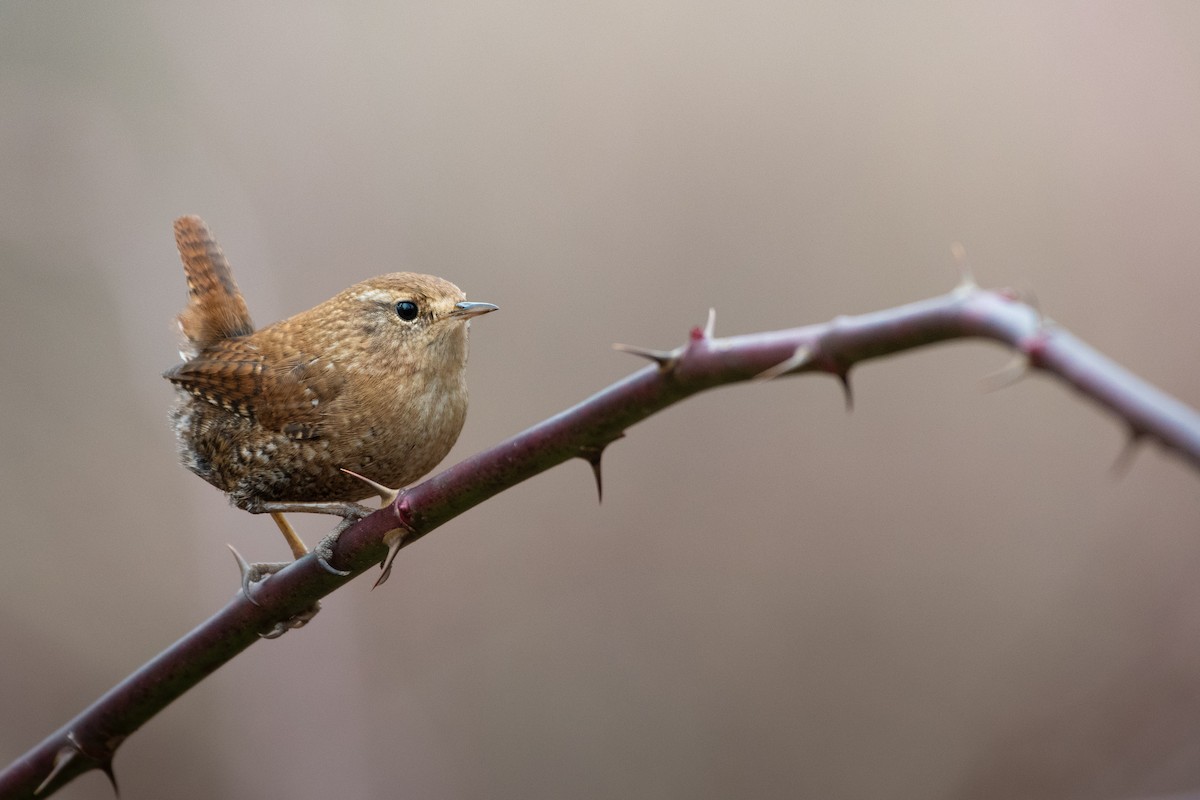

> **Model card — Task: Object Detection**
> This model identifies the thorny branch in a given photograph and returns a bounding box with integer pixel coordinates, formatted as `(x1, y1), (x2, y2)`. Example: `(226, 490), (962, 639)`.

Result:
(3, 281), (1199, 798)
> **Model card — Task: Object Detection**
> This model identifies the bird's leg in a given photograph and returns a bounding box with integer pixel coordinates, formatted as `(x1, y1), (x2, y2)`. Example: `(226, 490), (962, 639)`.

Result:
(240, 499), (372, 582)
(230, 502), (372, 637)
(255, 499), (376, 520)
(230, 511), (327, 586)
(257, 500), (373, 576)
(271, 511), (310, 560)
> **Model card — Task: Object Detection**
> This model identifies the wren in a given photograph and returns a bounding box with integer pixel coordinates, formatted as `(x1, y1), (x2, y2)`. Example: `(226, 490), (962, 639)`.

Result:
(164, 215), (496, 581)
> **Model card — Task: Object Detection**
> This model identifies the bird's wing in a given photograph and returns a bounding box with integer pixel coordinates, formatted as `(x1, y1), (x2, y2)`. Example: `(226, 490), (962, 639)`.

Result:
(163, 338), (344, 440)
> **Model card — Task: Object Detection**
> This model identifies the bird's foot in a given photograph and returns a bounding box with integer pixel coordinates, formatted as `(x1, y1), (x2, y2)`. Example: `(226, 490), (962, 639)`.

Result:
(259, 603), (320, 639)
(228, 544), (290, 602)
(228, 545), (321, 638)
(312, 507), (372, 576)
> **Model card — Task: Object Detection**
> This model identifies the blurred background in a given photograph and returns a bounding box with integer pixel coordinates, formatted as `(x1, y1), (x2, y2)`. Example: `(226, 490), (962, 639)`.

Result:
(3, 2), (1200, 798)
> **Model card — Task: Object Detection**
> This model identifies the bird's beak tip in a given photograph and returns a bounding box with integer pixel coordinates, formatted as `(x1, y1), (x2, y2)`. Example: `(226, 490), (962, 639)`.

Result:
(453, 302), (499, 319)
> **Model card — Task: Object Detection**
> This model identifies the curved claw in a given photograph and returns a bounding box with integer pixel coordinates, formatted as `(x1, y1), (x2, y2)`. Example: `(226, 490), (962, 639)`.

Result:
(260, 623), (288, 640)
(312, 515), (360, 577)
(315, 549), (352, 577)
(258, 602), (320, 639)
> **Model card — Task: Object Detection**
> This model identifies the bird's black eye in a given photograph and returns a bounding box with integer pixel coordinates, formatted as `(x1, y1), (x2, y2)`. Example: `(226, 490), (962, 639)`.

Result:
(395, 300), (419, 321)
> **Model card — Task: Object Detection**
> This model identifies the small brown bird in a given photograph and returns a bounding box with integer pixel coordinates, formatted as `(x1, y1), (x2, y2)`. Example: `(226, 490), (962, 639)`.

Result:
(164, 216), (496, 582)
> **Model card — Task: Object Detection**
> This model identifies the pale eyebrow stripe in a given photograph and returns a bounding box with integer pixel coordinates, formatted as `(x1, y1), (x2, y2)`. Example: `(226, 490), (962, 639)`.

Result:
(354, 289), (395, 303)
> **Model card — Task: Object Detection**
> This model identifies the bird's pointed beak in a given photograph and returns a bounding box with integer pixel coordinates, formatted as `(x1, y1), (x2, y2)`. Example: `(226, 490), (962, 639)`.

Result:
(451, 301), (498, 319)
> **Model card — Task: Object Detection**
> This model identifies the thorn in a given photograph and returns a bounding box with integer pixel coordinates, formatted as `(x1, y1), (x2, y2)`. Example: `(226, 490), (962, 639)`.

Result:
(1111, 430), (1143, 477)
(228, 544), (263, 607)
(373, 528), (408, 589)
(612, 342), (680, 371)
(98, 757), (119, 797)
(36, 733), (120, 797)
(702, 307), (716, 340)
(951, 242), (977, 291)
(755, 345), (813, 381)
(34, 745), (79, 796)
(580, 434), (625, 503)
(341, 468), (401, 506)
(836, 368), (854, 412)
(588, 457), (603, 503)
(980, 353), (1030, 392)
(579, 446), (605, 502)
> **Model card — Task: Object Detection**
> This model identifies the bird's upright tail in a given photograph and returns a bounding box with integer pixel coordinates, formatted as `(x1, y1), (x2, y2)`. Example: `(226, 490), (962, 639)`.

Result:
(173, 215), (254, 354)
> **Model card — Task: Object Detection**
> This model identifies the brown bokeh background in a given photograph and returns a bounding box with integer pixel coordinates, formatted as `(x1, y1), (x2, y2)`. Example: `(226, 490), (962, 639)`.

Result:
(3, 3), (1200, 799)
